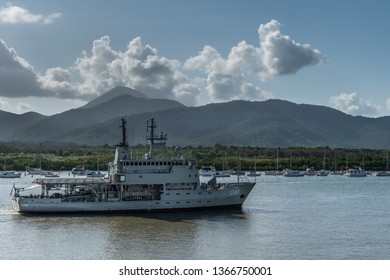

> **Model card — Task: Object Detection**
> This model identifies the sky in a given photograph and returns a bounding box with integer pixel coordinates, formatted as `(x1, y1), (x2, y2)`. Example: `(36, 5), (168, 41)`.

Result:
(0, 0), (389, 117)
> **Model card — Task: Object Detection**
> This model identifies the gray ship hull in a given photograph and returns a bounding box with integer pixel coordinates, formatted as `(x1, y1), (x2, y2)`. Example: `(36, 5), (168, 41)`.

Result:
(12, 182), (255, 214)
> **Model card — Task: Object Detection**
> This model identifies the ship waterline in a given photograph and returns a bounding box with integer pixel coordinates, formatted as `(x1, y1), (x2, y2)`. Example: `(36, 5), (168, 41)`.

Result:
(12, 179), (254, 213)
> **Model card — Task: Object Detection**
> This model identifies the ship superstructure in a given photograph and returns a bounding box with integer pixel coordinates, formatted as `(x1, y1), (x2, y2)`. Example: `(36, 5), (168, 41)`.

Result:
(12, 118), (255, 213)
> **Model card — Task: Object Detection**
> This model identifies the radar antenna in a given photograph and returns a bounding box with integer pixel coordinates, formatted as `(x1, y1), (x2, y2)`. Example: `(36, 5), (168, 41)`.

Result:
(146, 118), (167, 158)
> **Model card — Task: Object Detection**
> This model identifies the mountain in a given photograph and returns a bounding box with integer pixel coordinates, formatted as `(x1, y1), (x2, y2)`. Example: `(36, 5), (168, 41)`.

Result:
(81, 86), (148, 109)
(8, 87), (185, 143)
(1, 87), (390, 149)
(0, 111), (47, 141)
(52, 99), (390, 149)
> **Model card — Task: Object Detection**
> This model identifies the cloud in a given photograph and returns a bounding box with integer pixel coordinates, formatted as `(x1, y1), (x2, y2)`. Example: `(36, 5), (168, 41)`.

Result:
(0, 97), (34, 113)
(258, 20), (325, 79)
(0, 19), (324, 107)
(38, 67), (86, 99)
(329, 92), (380, 116)
(0, 39), (85, 100)
(73, 36), (199, 104)
(184, 19), (324, 102)
(0, 39), (45, 97)
(0, 98), (10, 110)
(0, 5), (61, 24)
(16, 102), (34, 112)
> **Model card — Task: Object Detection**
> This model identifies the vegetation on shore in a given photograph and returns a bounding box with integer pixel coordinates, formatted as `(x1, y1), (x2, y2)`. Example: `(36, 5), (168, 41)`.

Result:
(1, 142), (389, 172)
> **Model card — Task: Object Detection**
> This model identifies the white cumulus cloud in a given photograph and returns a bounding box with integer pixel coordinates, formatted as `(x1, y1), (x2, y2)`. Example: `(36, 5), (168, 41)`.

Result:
(73, 36), (199, 104)
(259, 20), (325, 79)
(38, 67), (85, 99)
(0, 5), (61, 24)
(184, 19), (324, 102)
(329, 92), (380, 116)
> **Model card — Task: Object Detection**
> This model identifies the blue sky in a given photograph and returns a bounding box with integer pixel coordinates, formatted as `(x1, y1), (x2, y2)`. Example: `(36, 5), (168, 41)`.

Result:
(0, 0), (389, 117)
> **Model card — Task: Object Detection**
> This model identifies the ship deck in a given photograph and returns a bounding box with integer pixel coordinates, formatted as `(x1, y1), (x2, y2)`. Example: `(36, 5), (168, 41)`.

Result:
(33, 177), (109, 186)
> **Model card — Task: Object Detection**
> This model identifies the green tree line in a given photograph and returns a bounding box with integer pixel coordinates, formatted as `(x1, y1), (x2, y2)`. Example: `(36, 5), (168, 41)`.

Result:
(1, 142), (389, 172)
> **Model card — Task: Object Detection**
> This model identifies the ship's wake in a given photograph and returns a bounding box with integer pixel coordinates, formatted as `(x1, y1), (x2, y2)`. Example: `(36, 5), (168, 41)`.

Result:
(0, 203), (17, 215)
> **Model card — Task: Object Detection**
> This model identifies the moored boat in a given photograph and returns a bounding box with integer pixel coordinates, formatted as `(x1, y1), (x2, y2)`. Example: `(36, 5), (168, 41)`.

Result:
(11, 118), (255, 214)
(198, 166), (216, 177)
(376, 171), (390, 176)
(44, 171), (60, 177)
(71, 167), (86, 175)
(316, 169), (329, 176)
(27, 168), (50, 175)
(283, 169), (304, 177)
(215, 170), (231, 177)
(345, 168), (370, 177)
(265, 170), (283, 176)
(303, 167), (316, 176)
(86, 171), (106, 177)
(245, 171), (261, 177)
(0, 171), (22, 178)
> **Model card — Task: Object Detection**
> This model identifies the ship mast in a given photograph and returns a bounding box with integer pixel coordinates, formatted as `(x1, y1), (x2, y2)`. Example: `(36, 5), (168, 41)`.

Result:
(119, 118), (129, 147)
(146, 118), (167, 159)
(112, 118), (130, 173)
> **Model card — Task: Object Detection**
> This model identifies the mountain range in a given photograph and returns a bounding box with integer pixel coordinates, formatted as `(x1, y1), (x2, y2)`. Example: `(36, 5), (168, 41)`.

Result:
(1, 86), (390, 149)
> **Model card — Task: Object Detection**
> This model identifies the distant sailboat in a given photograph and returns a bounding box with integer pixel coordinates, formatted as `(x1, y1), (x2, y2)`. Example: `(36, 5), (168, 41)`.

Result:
(215, 153), (231, 177)
(376, 151), (390, 176)
(86, 155), (106, 177)
(330, 150), (344, 175)
(246, 152), (261, 177)
(316, 148), (329, 176)
(0, 171), (22, 178)
(265, 147), (283, 175)
(1, 156), (22, 178)
(27, 143), (49, 175)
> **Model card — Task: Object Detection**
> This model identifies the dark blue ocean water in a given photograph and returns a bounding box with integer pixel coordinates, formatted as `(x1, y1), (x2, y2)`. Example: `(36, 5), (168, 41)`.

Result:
(1, 173), (389, 259)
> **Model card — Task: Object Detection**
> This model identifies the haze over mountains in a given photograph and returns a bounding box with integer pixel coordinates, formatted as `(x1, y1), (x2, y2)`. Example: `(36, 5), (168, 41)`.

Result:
(1, 86), (389, 149)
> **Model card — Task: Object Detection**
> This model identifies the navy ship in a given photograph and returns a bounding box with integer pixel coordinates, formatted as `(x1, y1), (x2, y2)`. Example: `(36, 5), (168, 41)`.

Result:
(12, 118), (255, 213)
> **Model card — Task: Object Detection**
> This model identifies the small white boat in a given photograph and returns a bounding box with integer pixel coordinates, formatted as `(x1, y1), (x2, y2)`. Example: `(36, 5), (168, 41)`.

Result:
(330, 171), (345, 175)
(283, 169), (304, 177)
(245, 171), (261, 177)
(86, 171), (106, 177)
(316, 169), (329, 176)
(71, 167), (86, 175)
(198, 166), (216, 177)
(27, 168), (50, 175)
(376, 171), (390, 176)
(215, 170), (231, 177)
(303, 167), (317, 176)
(265, 170), (283, 176)
(346, 168), (370, 177)
(0, 171), (22, 178)
(44, 171), (60, 177)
